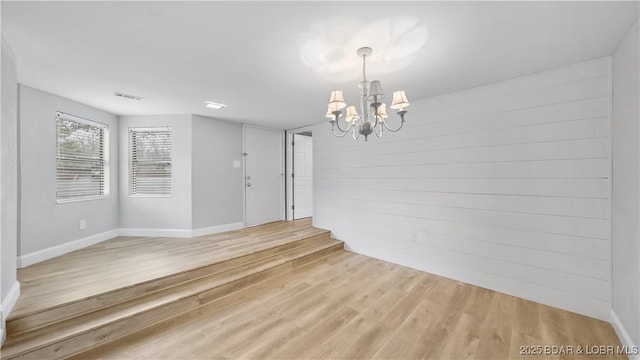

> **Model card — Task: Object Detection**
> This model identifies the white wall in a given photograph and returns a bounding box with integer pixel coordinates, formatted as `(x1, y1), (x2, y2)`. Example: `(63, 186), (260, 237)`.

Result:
(191, 115), (243, 231)
(18, 106), (245, 246)
(18, 85), (119, 266)
(118, 115), (192, 235)
(119, 115), (246, 236)
(1, 35), (19, 345)
(612, 19), (640, 354)
(314, 58), (612, 320)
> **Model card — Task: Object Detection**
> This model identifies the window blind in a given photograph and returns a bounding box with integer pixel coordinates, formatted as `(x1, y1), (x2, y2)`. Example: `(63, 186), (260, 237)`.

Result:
(130, 127), (172, 196)
(56, 112), (107, 202)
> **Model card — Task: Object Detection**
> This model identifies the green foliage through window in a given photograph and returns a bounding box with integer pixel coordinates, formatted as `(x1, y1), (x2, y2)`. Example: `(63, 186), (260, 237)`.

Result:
(129, 127), (172, 196)
(56, 112), (108, 201)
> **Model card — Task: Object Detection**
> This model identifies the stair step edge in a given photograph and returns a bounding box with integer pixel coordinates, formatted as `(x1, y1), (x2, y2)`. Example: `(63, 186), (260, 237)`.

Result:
(7, 237), (339, 339)
(7, 235), (336, 337)
(7, 231), (332, 323)
(1, 240), (342, 358)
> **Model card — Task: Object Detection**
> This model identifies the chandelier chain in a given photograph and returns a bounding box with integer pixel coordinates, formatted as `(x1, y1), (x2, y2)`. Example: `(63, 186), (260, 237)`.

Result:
(362, 54), (367, 82)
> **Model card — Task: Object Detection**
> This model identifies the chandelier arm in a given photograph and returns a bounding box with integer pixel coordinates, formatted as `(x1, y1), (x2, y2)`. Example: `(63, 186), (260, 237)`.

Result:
(334, 119), (350, 133)
(332, 123), (350, 138)
(381, 112), (407, 132)
(373, 114), (381, 128)
(369, 100), (384, 129)
(332, 112), (351, 133)
(375, 122), (383, 138)
(352, 127), (360, 140)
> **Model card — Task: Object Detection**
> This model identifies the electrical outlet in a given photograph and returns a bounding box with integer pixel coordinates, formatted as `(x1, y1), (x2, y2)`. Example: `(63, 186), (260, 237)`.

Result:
(79, 219), (86, 230)
(410, 232), (417, 242)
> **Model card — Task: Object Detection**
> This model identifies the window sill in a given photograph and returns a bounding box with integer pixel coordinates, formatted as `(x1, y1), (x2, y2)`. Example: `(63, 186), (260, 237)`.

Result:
(129, 194), (173, 198)
(56, 195), (109, 204)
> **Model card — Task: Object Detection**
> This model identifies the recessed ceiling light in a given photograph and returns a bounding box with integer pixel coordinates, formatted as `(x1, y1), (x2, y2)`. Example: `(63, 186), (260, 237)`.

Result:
(204, 101), (226, 109)
(114, 92), (144, 101)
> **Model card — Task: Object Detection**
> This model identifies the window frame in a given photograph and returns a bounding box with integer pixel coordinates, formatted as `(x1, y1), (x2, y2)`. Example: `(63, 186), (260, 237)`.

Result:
(55, 111), (110, 204)
(129, 126), (173, 198)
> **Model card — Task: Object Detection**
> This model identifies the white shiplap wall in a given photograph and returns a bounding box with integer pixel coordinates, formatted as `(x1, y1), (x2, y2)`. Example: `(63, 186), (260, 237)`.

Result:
(313, 58), (612, 320)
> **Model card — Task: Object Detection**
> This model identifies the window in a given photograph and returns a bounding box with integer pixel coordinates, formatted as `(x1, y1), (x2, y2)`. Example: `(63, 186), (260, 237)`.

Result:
(56, 112), (109, 202)
(129, 127), (172, 196)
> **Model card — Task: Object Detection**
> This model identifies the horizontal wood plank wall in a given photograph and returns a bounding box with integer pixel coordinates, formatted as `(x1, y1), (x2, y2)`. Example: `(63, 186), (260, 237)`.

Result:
(313, 58), (612, 320)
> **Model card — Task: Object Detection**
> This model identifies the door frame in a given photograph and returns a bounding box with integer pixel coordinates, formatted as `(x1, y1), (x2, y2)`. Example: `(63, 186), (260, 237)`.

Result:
(285, 125), (314, 221)
(243, 124), (285, 226)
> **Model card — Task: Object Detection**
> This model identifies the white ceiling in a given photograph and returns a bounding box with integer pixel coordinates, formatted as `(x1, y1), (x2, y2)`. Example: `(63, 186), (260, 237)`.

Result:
(2, 1), (638, 130)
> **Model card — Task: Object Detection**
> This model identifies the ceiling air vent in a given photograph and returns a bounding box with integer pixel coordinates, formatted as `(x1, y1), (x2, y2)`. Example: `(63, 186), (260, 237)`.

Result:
(114, 92), (144, 101)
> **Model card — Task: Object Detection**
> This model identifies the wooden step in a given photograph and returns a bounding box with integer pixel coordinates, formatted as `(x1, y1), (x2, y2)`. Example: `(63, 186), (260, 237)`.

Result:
(7, 231), (331, 336)
(1, 238), (343, 360)
(8, 220), (327, 322)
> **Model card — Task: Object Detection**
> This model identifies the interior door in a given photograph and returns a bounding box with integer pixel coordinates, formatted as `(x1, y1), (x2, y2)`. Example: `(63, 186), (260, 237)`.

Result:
(244, 125), (284, 227)
(293, 133), (313, 219)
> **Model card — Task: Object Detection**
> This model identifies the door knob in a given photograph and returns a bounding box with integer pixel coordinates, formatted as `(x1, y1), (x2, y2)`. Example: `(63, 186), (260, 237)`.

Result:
(247, 182), (252, 187)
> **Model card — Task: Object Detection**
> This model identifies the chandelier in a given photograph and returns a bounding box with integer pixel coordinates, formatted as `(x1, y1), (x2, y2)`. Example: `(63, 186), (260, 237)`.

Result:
(325, 47), (410, 141)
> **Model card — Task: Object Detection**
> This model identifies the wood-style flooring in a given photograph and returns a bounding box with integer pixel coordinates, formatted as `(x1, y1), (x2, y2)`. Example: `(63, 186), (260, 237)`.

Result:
(71, 250), (624, 360)
(11, 219), (325, 320)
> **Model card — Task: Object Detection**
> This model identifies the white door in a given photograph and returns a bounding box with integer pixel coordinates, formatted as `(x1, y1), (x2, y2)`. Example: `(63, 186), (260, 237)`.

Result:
(244, 125), (284, 227)
(293, 134), (313, 219)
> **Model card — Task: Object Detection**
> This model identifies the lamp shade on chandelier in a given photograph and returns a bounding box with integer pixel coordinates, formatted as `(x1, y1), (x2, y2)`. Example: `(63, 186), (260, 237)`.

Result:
(325, 47), (410, 141)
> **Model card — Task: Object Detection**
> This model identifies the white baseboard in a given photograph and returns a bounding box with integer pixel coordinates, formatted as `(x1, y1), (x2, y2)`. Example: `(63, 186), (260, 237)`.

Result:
(1, 282), (21, 346)
(611, 309), (640, 360)
(118, 228), (193, 238)
(1, 281), (21, 323)
(17, 222), (247, 268)
(18, 230), (119, 268)
(120, 222), (245, 238)
(191, 222), (245, 237)
(342, 240), (610, 321)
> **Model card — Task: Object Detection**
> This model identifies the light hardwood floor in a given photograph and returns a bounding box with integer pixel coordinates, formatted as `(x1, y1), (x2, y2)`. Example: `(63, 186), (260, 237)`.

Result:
(72, 250), (624, 360)
(10, 219), (324, 320)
